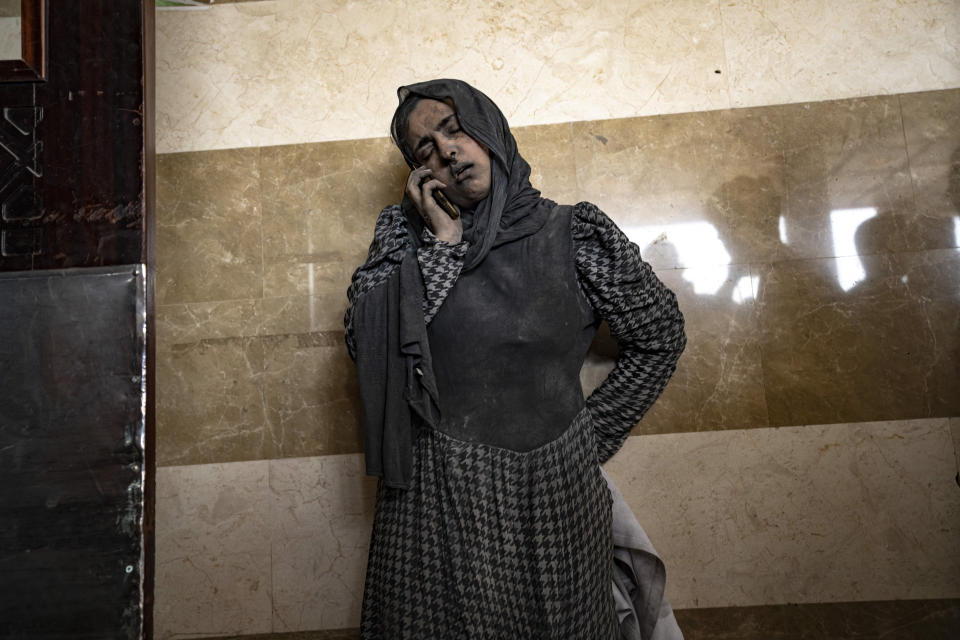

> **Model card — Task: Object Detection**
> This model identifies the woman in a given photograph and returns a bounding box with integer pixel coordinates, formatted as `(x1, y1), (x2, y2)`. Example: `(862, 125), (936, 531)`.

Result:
(344, 79), (686, 639)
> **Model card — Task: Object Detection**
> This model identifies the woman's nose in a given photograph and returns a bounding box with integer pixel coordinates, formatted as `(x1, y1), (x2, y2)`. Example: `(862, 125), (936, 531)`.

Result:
(437, 139), (457, 161)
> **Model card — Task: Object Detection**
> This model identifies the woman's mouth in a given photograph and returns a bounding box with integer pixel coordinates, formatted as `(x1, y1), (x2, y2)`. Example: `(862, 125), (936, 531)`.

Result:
(453, 163), (473, 182)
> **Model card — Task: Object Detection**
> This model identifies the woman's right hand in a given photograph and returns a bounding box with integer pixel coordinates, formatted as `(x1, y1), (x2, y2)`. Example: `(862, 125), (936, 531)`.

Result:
(405, 167), (463, 243)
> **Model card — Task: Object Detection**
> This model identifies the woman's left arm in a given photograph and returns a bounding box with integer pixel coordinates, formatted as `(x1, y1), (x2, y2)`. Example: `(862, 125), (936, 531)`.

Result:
(572, 202), (687, 463)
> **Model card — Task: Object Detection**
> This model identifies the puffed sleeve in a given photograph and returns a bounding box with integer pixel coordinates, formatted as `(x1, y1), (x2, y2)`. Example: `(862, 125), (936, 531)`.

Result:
(343, 205), (409, 360)
(572, 202), (686, 463)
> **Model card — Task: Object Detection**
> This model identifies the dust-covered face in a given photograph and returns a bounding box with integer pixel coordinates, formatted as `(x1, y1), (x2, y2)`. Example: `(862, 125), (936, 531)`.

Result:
(404, 99), (492, 210)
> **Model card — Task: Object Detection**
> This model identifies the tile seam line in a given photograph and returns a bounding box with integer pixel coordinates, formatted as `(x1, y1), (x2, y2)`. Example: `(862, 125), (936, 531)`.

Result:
(716, 0), (733, 110)
(896, 93), (920, 209)
(155, 416), (959, 470)
(157, 294), (349, 308)
(154, 88), (960, 156)
(158, 450), (365, 471)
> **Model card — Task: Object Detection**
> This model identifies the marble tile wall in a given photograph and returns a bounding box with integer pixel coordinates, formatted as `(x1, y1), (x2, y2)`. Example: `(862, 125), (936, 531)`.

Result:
(155, 455), (377, 639)
(155, 0), (960, 153)
(154, 88), (960, 638)
(154, 417), (960, 637)
(157, 88), (960, 466)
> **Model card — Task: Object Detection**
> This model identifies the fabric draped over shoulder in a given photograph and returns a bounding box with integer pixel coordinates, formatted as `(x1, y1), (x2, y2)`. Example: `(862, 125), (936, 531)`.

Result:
(352, 249), (441, 489)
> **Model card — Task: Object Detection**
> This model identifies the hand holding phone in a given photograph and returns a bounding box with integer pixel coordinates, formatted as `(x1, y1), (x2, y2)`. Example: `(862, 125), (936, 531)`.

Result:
(426, 182), (460, 220)
(405, 166), (462, 243)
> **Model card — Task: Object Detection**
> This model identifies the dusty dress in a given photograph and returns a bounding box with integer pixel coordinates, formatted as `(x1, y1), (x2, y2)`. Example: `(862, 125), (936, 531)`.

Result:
(344, 199), (686, 639)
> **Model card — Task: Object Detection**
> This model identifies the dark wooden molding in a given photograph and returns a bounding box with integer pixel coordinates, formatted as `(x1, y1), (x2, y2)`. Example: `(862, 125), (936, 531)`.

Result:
(0, 0), (47, 82)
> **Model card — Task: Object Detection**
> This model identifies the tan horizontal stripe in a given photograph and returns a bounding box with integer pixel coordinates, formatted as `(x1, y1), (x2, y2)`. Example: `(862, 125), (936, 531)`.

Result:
(155, 0), (960, 153)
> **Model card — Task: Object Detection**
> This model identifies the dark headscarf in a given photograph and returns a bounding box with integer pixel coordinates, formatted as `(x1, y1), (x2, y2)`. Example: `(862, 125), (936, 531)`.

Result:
(394, 79), (552, 271)
(354, 79), (553, 489)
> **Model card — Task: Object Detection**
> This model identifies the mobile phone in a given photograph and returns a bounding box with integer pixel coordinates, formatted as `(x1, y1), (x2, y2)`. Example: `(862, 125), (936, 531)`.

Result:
(416, 170), (460, 220)
(431, 188), (460, 220)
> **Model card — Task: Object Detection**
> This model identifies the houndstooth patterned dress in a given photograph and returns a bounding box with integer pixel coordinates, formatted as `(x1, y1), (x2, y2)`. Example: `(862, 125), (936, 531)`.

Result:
(345, 202), (685, 639)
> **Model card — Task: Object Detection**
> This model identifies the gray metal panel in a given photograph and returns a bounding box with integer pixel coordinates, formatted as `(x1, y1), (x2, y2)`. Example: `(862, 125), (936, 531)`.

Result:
(0, 265), (145, 639)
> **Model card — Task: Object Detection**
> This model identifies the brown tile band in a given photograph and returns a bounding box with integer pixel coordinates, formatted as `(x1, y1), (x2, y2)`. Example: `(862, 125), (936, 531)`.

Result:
(156, 88), (960, 466)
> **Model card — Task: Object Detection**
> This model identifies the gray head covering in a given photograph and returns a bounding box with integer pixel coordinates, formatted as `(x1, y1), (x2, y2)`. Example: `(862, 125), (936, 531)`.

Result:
(395, 78), (552, 270)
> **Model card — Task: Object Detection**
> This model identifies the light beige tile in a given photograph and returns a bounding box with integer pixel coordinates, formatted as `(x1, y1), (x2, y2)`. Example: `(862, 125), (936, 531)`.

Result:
(720, 0), (960, 109)
(157, 0), (730, 153)
(156, 1), (280, 155)
(604, 418), (960, 608)
(0, 16), (19, 60)
(154, 461), (273, 639)
(158, 0), (959, 154)
(269, 454), (377, 632)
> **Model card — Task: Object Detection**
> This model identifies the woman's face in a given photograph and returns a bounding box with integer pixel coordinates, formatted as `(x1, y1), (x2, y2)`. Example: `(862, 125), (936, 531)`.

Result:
(404, 98), (492, 209)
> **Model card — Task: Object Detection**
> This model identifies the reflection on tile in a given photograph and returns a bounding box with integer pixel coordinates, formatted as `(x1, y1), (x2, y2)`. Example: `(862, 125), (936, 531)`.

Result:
(157, 148), (263, 305)
(262, 333), (363, 459)
(155, 89), (960, 470)
(699, 108), (791, 265)
(639, 265), (768, 434)
(572, 113), (712, 270)
(157, 337), (272, 466)
(269, 455), (377, 632)
(604, 419), (960, 609)
(259, 137), (406, 299)
(780, 96), (918, 258)
(901, 89), (960, 230)
(583, 264), (769, 435)
(757, 249), (960, 427)
(155, 461), (273, 639)
(157, 293), (349, 347)
(720, 0), (960, 109)
(571, 94), (954, 270)
(513, 122), (578, 205)
(674, 598), (960, 640)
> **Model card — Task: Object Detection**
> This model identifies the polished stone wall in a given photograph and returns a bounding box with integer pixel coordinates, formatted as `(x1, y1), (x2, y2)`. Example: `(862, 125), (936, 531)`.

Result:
(157, 90), (960, 465)
(155, 0), (960, 153)
(154, 88), (960, 638)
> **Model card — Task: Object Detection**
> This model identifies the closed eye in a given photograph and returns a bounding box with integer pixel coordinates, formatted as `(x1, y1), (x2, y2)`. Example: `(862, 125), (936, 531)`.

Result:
(415, 142), (434, 162)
